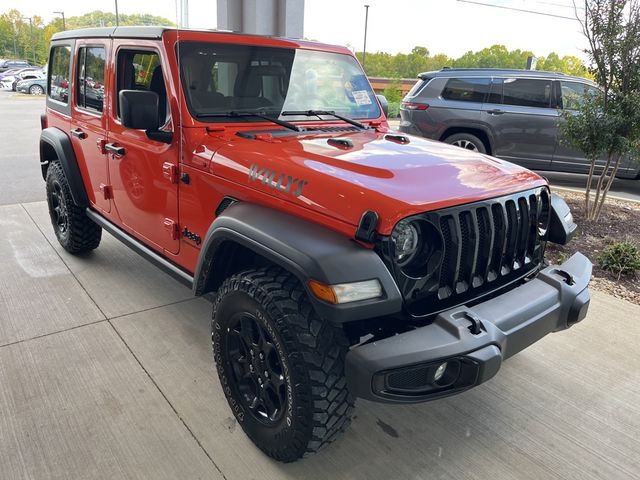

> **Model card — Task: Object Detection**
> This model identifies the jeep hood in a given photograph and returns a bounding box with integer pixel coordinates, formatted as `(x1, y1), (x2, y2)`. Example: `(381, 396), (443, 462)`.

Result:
(210, 129), (546, 236)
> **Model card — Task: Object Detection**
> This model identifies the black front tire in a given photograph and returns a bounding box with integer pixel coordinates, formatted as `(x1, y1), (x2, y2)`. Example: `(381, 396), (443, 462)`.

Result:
(46, 161), (102, 254)
(212, 267), (354, 462)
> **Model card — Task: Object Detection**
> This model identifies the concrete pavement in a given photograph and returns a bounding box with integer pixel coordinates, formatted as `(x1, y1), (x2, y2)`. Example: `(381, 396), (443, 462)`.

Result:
(1, 199), (639, 479)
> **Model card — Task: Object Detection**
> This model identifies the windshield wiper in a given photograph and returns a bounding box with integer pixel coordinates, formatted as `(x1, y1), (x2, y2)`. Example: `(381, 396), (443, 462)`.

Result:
(281, 110), (369, 130)
(195, 111), (303, 132)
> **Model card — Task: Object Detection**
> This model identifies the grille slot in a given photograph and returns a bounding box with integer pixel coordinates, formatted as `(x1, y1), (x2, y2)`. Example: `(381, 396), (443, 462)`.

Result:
(381, 187), (546, 318)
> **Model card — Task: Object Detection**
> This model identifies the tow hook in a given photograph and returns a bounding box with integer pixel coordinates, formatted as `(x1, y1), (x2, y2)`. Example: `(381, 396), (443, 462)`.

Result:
(554, 269), (575, 286)
(465, 312), (484, 335)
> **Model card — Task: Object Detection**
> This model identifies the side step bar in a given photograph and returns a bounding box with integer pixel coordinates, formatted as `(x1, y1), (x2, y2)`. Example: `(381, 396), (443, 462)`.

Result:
(85, 209), (194, 288)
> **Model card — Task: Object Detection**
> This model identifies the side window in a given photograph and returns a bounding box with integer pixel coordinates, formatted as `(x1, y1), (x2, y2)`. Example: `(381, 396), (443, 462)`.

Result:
(76, 47), (106, 113)
(48, 46), (71, 104)
(441, 78), (490, 103)
(407, 79), (429, 98)
(116, 50), (166, 120)
(560, 81), (598, 110)
(502, 78), (552, 108)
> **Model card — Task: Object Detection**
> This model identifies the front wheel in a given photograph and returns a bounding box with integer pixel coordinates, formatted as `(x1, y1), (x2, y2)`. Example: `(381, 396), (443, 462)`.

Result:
(212, 267), (354, 462)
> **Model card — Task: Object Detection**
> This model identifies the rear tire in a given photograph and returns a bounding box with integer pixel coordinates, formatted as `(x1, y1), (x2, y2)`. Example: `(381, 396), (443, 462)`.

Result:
(444, 132), (487, 154)
(46, 161), (102, 254)
(212, 266), (354, 462)
(29, 84), (44, 95)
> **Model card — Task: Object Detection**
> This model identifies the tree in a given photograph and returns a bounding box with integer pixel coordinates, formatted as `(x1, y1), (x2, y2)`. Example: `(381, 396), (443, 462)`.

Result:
(559, 0), (640, 220)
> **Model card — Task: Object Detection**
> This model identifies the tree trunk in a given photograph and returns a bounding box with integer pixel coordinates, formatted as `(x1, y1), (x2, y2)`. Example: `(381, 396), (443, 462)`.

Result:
(584, 156), (597, 216)
(590, 152), (613, 220)
(594, 153), (622, 220)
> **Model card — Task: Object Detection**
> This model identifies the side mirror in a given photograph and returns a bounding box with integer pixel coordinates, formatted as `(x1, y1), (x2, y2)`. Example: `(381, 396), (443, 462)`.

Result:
(376, 94), (389, 117)
(119, 90), (160, 130)
(119, 90), (172, 143)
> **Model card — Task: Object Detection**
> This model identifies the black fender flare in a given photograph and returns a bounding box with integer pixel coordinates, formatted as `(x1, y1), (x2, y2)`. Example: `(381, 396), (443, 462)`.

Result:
(40, 127), (88, 207)
(194, 203), (403, 323)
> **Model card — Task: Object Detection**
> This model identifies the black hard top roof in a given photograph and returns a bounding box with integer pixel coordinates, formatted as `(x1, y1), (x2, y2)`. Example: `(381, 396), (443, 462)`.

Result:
(51, 26), (169, 41)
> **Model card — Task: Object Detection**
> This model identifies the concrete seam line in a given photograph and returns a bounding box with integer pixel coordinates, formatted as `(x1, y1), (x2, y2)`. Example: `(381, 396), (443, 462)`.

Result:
(108, 320), (230, 480)
(551, 186), (640, 204)
(0, 318), (108, 350)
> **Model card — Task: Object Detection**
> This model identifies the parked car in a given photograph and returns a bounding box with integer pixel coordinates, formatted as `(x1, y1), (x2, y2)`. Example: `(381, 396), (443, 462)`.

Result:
(399, 68), (640, 179)
(0, 59), (32, 73)
(0, 67), (41, 90)
(40, 27), (590, 462)
(16, 77), (46, 95)
(11, 69), (46, 91)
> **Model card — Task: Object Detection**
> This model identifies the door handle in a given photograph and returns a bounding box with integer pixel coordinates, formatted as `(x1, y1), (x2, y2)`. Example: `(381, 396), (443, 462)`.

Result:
(70, 128), (87, 139)
(105, 143), (125, 157)
(486, 109), (505, 115)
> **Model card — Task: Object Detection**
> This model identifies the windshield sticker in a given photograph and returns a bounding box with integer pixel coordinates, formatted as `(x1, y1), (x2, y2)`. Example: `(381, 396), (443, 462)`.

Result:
(352, 90), (372, 106)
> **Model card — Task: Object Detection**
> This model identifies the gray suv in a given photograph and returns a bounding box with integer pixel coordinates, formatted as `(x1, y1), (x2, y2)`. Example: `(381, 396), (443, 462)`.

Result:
(399, 68), (639, 179)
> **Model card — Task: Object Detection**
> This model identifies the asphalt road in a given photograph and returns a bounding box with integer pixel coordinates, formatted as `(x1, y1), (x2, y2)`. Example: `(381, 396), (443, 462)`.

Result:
(2, 92), (638, 205)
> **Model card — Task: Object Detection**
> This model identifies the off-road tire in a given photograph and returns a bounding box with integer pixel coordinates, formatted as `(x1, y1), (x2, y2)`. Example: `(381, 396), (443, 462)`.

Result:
(444, 132), (487, 154)
(46, 161), (102, 254)
(212, 266), (354, 462)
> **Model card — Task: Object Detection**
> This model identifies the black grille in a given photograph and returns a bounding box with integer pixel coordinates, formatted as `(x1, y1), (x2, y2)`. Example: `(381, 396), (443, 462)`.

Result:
(381, 187), (548, 317)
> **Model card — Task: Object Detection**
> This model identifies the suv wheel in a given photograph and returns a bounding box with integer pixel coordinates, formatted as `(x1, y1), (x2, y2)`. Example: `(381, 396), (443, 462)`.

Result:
(46, 161), (102, 254)
(444, 133), (487, 154)
(212, 266), (354, 462)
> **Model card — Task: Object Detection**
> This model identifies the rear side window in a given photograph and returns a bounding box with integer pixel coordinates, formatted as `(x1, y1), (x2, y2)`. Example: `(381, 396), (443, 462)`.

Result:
(502, 78), (552, 108)
(441, 78), (490, 103)
(48, 46), (71, 104)
(560, 81), (599, 110)
(407, 79), (429, 97)
(76, 47), (106, 113)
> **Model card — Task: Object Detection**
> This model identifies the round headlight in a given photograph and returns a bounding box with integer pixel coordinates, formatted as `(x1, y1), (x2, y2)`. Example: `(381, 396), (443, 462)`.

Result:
(392, 220), (420, 265)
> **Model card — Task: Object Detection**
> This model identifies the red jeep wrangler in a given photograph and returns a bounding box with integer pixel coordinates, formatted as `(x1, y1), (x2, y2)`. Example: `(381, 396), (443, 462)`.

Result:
(40, 27), (591, 462)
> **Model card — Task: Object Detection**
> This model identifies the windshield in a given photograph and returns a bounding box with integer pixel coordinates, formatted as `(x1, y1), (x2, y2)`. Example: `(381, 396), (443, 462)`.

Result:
(178, 41), (381, 121)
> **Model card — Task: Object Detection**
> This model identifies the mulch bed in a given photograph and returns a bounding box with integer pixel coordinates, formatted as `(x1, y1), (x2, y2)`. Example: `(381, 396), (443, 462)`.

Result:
(546, 190), (640, 305)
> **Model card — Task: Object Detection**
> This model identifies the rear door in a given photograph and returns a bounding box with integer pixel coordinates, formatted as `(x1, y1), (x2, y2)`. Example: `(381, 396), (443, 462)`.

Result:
(106, 42), (179, 254)
(70, 41), (111, 213)
(552, 80), (612, 173)
(481, 77), (556, 169)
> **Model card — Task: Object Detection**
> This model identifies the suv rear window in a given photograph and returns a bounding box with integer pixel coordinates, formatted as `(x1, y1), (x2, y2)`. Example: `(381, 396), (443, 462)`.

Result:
(501, 78), (552, 108)
(441, 78), (490, 103)
(48, 46), (71, 104)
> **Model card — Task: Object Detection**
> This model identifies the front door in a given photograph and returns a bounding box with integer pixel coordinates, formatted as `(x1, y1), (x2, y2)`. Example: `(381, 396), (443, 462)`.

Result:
(106, 43), (179, 254)
(481, 77), (557, 170)
(70, 41), (110, 213)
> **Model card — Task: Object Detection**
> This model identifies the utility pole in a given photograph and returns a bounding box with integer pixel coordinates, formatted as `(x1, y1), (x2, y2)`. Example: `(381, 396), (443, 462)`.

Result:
(54, 11), (66, 30)
(115, 0), (120, 26)
(362, 5), (370, 69)
(22, 16), (35, 65)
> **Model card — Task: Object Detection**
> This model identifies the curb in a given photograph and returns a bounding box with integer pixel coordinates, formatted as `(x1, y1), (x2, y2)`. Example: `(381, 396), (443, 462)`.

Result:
(550, 185), (640, 204)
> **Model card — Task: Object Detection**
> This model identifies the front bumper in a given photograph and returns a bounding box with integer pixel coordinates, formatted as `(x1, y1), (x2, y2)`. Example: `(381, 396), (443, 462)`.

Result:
(345, 252), (591, 404)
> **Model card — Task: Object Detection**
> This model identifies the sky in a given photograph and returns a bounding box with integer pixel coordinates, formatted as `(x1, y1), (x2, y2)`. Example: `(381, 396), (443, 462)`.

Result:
(15, 0), (589, 61)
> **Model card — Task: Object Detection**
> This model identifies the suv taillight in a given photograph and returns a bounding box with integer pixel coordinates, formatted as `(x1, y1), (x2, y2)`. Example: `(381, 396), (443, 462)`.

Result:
(401, 102), (429, 111)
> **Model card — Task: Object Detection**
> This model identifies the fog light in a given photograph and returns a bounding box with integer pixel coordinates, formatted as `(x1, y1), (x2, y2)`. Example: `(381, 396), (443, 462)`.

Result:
(434, 362), (448, 382)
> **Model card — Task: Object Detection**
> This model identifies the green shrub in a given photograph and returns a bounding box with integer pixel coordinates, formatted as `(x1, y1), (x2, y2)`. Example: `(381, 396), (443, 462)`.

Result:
(387, 101), (400, 118)
(597, 241), (640, 279)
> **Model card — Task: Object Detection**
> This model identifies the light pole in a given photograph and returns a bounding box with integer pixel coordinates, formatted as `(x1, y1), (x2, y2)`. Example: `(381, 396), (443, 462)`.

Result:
(115, 0), (120, 26)
(362, 5), (370, 70)
(22, 16), (35, 65)
(54, 11), (66, 30)
(12, 20), (17, 58)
